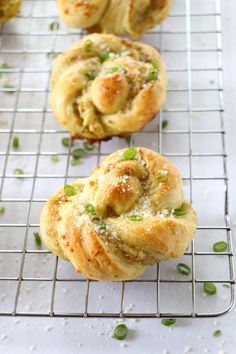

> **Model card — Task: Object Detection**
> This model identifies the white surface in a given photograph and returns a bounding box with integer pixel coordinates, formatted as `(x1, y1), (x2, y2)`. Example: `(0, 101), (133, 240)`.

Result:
(0, 1), (236, 353)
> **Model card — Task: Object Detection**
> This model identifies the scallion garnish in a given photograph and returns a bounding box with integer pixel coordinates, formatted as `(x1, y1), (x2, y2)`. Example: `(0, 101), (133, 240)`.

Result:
(0, 206), (5, 215)
(113, 324), (128, 340)
(33, 232), (42, 246)
(147, 67), (158, 81)
(213, 330), (221, 337)
(97, 221), (106, 231)
(64, 184), (77, 196)
(12, 136), (19, 149)
(70, 158), (81, 166)
(0, 63), (10, 69)
(83, 141), (95, 151)
(84, 39), (93, 52)
(176, 263), (191, 276)
(61, 137), (72, 147)
(129, 215), (143, 222)
(151, 59), (160, 69)
(85, 70), (97, 80)
(72, 148), (85, 160)
(117, 175), (129, 185)
(4, 85), (15, 94)
(161, 120), (169, 129)
(161, 319), (176, 326)
(100, 50), (110, 61)
(173, 208), (187, 217)
(13, 168), (24, 178)
(203, 282), (217, 295)
(123, 147), (137, 160)
(49, 21), (60, 31)
(213, 241), (228, 252)
(51, 155), (60, 163)
(84, 204), (96, 214)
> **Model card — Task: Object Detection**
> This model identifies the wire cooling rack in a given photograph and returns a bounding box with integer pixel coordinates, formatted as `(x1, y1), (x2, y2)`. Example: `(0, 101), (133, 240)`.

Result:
(0, 0), (235, 319)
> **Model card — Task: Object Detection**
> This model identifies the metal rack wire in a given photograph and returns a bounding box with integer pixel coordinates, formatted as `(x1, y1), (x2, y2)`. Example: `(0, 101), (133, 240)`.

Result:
(0, 0), (235, 318)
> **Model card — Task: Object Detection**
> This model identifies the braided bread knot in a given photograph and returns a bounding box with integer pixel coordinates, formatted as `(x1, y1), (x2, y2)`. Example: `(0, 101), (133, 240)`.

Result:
(50, 34), (167, 140)
(58, 0), (172, 39)
(40, 148), (197, 281)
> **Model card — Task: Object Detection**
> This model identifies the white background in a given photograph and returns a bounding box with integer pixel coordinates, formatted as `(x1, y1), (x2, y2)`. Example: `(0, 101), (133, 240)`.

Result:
(0, 1), (236, 353)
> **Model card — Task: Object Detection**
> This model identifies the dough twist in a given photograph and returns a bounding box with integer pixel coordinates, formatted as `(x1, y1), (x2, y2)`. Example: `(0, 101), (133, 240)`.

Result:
(58, 0), (171, 39)
(0, 0), (21, 22)
(40, 147), (197, 281)
(51, 34), (167, 140)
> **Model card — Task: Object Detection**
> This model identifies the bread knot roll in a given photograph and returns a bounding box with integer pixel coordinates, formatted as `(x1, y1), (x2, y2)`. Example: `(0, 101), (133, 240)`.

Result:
(51, 34), (167, 141)
(58, 0), (171, 39)
(0, 0), (21, 22)
(40, 147), (197, 281)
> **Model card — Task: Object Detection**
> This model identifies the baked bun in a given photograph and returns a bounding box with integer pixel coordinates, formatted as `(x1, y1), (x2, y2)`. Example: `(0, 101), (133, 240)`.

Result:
(40, 147), (197, 281)
(51, 34), (167, 141)
(58, 0), (171, 39)
(0, 0), (21, 22)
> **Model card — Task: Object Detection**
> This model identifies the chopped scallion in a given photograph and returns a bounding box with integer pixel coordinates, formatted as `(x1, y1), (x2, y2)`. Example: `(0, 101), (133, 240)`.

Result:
(33, 232), (42, 246)
(123, 147), (137, 160)
(176, 263), (191, 276)
(161, 319), (176, 326)
(213, 241), (228, 252)
(12, 136), (19, 149)
(113, 324), (128, 340)
(64, 184), (77, 196)
(203, 282), (217, 295)
(84, 204), (96, 215)
(129, 215), (143, 222)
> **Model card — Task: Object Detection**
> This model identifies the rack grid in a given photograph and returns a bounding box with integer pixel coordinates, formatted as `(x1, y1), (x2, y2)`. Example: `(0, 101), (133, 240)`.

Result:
(0, 0), (235, 318)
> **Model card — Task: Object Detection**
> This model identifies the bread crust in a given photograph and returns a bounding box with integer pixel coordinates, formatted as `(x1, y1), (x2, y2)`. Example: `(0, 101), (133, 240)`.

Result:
(0, 0), (21, 22)
(40, 147), (197, 281)
(51, 34), (167, 140)
(58, 0), (172, 39)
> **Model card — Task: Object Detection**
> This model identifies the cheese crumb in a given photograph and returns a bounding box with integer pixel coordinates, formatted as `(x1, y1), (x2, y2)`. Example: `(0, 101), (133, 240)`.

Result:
(184, 347), (193, 353)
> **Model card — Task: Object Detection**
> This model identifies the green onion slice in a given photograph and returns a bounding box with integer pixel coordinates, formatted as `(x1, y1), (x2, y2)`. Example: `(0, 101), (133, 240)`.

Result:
(203, 282), (217, 295)
(173, 208), (187, 217)
(49, 21), (60, 31)
(161, 319), (176, 326)
(61, 137), (72, 147)
(100, 51), (110, 61)
(13, 168), (24, 177)
(162, 120), (169, 129)
(147, 67), (159, 81)
(129, 215), (143, 222)
(51, 155), (59, 163)
(83, 141), (95, 151)
(176, 263), (191, 276)
(213, 241), (228, 252)
(70, 158), (81, 166)
(72, 148), (85, 160)
(85, 70), (97, 80)
(123, 147), (137, 160)
(84, 204), (96, 214)
(33, 232), (42, 246)
(113, 324), (128, 340)
(12, 136), (19, 149)
(0, 206), (5, 215)
(84, 39), (93, 52)
(213, 330), (221, 337)
(64, 184), (77, 196)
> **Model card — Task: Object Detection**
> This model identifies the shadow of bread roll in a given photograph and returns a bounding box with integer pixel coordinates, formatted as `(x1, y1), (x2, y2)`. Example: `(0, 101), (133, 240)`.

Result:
(58, 0), (171, 39)
(0, 0), (21, 22)
(51, 34), (167, 141)
(40, 147), (197, 281)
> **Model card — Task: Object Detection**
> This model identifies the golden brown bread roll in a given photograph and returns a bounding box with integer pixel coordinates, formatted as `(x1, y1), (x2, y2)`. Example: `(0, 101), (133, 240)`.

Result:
(40, 147), (197, 281)
(58, 0), (171, 39)
(0, 0), (21, 22)
(51, 34), (167, 141)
